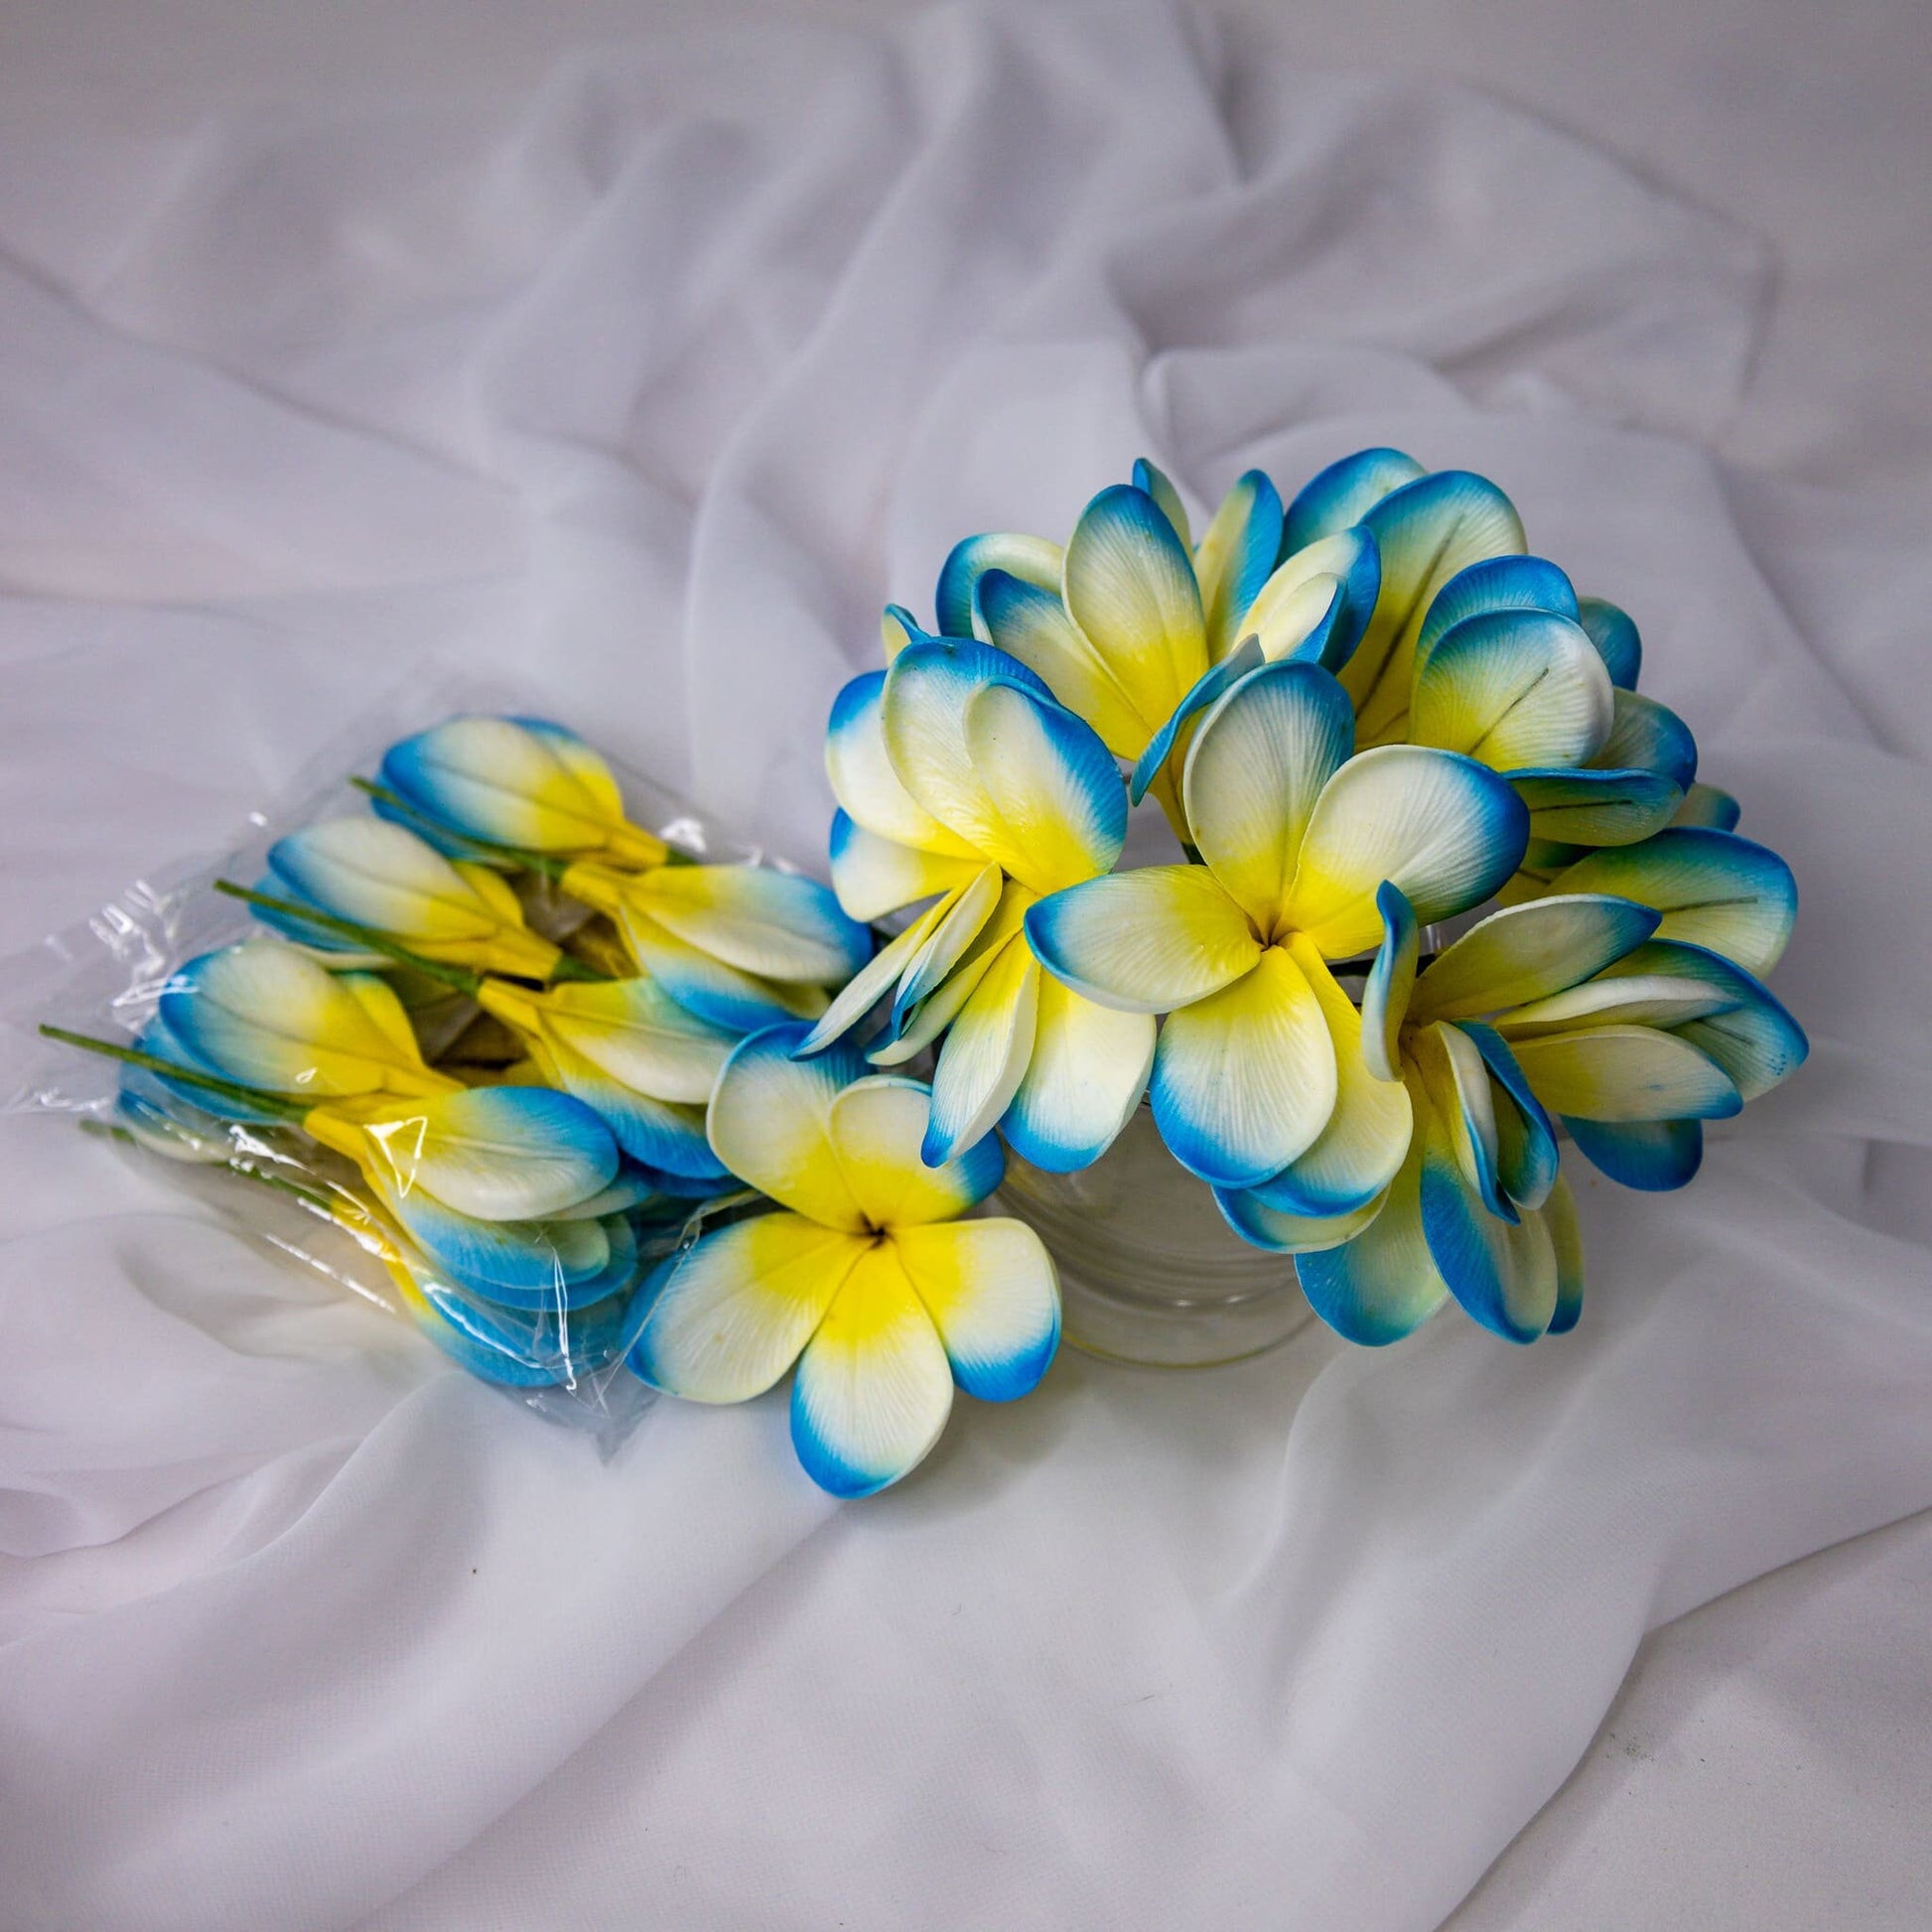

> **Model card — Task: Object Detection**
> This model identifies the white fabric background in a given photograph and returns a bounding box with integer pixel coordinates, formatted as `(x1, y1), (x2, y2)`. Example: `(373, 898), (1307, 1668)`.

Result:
(0, 3), (1928, 1926)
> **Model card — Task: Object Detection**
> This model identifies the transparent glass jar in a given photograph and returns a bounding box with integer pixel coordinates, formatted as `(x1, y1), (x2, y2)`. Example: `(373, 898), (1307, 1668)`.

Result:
(997, 1104), (1314, 1368)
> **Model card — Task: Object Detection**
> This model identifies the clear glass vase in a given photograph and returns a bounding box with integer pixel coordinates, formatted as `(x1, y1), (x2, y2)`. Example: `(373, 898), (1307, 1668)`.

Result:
(997, 1104), (1315, 1368)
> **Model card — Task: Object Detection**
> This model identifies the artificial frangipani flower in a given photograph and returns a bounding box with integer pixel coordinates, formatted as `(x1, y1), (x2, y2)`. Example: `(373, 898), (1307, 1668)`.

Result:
(378, 714), (671, 869)
(813, 636), (1156, 1172)
(1220, 854), (1804, 1344)
(1026, 659), (1526, 1192)
(628, 1027), (1059, 1496)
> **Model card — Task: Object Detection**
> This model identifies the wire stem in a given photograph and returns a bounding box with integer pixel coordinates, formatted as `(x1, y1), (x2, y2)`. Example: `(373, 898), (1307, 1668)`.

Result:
(40, 1026), (312, 1121)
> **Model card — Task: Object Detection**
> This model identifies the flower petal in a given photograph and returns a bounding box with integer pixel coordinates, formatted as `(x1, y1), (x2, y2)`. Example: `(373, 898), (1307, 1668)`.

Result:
(1508, 1026), (1742, 1121)
(1294, 1121), (1449, 1344)
(526, 1032), (726, 1178)
(1283, 745), (1529, 958)
(627, 1210), (867, 1401)
(426, 1210), (641, 1314)
(1671, 782), (1741, 832)
(322, 1085), (620, 1221)
(923, 938), (1041, 1167)
(1060, 483), (1208, 745)
(1345, 470), (1527, 746)
(934, 532), (1063, 639)
(1493, 971), (1738, 1038)
(1593, 939), (1808, 1101)
(1242, 528), (1379, 672)
(790, 1240), (955, 1496)
(1282, 447), (1425, 551)
(1543, 1172), (1586, 1333)
(871, 883), (1028, 1068)
(1194, 469), (1287, 660)
(1460, 1021), (1560, 1211)
(1183, 659), (1355, 933)
(795, 890), (961, 1056)
(1128, 635), (1262, 806)
(1563, 1115), (1705, 1191)
(825, 672), (979, 856)
(975, 569), (1149, 759)
(380, 715), (630, 857)
(599, 898), (829, 1033)
(1026, 866), (1260, 1014)
(1410, 894), (1663, 1022)
(1150, 943), (1338, 1188)
(1244, 942), (1412, 1216)
(881, 638), (1056, 860)
(828, 810), (983, 923)
(625, 865), (870, 986)
(269, 817), (502, 943)
(1577, 596), (1642, 690)
(827, 1074), (1006, 1226)
(1588, 689), (1698, 789)
(891, 862), (1005, 1024)
(1510, 766), (1684, 847)
(1410, 1020), (1514, 1223)
(495, 974), (735, 1106)
(1411, 610), (1614, 771)
(1132, 457), (1193, 546)
(160, 940), (444, 1098)
(890, 1217), (1060, 1400)
(1413, 554), (1580, 674)
(1551, 829), (1797, 975)
(1361, 881), (1419, 1081)
(1000, 975), (1156, 1173)
(962, 678), (1127, 894)
(1214, 1188), (1386, 1256)
(706, 1025), (871, 1229)
(1417, 1116), (1558, 1343)
(367, 1180), (613, 1300)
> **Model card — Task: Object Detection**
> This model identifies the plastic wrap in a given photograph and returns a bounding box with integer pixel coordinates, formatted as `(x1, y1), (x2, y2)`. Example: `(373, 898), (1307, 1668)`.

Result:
(0, 680), (812, 1446)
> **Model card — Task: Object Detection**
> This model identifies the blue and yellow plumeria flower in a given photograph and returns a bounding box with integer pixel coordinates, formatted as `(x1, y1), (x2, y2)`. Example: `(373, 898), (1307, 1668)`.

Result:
(813, 636), (1157, 1172)
(300, 1083), (631, 1308)
(255, 815), (567, 981)
(378, 714), (670, 869)
(157, 940), (459, 1100)
(935, 457), (1385, 836)
(316, 1183), (658, 1385)
(628, 1026), (1060, 1498)
(1026, 658), (1527, 1193)
(1224, 881), (1806, 1344)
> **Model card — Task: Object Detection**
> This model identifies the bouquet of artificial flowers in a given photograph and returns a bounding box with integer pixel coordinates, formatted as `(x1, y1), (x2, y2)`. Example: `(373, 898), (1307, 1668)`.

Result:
(29, 449), (1805, 1495)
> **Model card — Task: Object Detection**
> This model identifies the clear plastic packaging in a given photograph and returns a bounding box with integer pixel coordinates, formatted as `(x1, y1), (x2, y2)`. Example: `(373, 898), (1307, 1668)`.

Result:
(0, 677), (806, 1448)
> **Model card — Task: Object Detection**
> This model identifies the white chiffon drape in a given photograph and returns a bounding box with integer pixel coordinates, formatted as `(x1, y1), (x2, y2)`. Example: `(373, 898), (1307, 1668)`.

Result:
(1, 6), (1928, 1929)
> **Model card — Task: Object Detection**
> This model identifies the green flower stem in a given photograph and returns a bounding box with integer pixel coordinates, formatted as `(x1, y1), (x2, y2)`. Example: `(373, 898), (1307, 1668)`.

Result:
(40, 1026), (313, 1122)
(211, 881), (489, 993)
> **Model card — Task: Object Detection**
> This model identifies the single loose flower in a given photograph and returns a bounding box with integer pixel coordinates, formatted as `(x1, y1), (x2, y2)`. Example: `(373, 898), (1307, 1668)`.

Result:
(378, 714), (670, 868)
(628, 1026), (1060, 1497)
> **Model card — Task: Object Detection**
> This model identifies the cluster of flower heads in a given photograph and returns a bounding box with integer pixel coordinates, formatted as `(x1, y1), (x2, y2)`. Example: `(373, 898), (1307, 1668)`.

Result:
(54, 714), (1061, 1495)
(819, 448), (1805, 1349)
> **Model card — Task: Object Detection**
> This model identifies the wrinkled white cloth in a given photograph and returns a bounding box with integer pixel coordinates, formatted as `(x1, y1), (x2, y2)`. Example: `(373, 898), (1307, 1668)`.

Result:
(0, 5), (1927, 1928)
